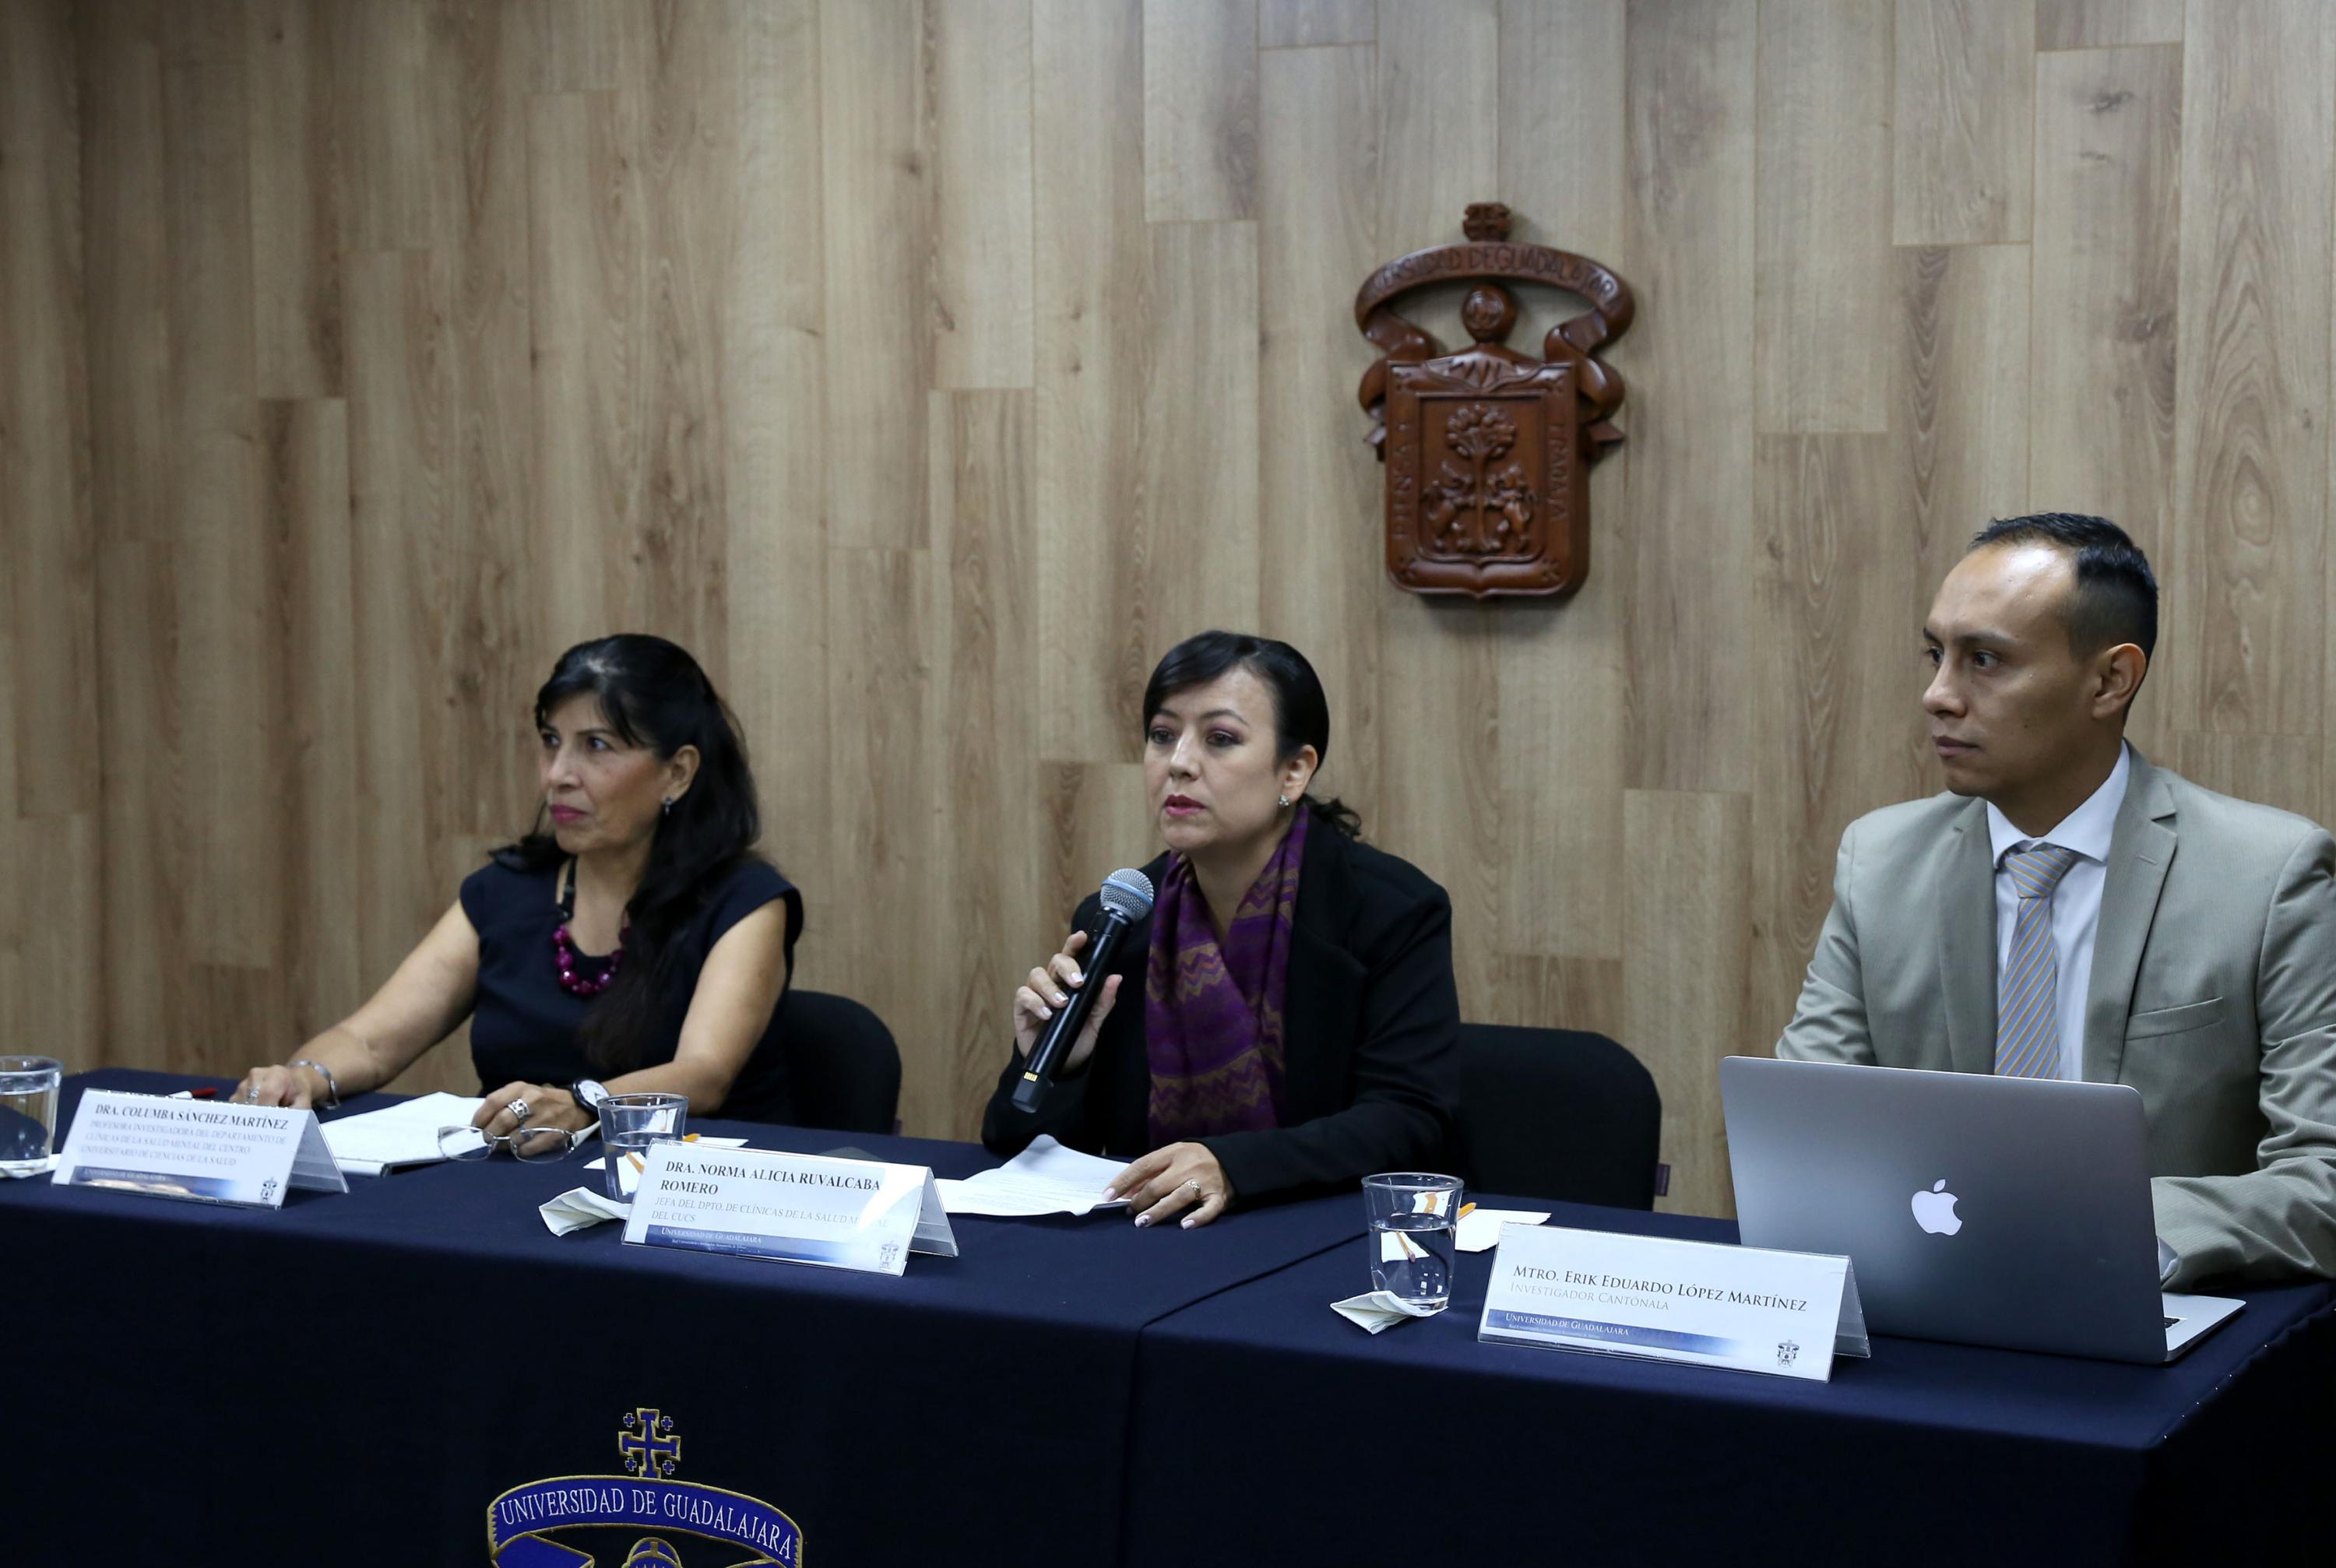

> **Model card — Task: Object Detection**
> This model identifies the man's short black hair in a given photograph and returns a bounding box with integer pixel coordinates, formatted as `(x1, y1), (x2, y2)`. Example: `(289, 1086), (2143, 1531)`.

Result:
(1969, 512), (2158, 660)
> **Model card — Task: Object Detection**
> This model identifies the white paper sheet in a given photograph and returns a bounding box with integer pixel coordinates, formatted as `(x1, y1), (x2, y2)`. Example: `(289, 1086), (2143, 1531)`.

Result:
(319, 1092), (485, 1176)
(1456, 1208), (1551, 1252)
(1332, 1291), (1446, 1334)
(935, 1134), (1132, 1217)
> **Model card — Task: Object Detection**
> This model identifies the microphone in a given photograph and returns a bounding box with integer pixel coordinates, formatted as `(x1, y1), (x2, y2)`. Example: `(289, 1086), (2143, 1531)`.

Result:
(1012, 868), (1156, 1112)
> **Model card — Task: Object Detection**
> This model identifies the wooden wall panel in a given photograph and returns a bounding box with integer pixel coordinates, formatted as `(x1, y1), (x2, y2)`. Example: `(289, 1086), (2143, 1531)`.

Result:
(445, 0), (540, 839)
(262, 399), (362, 1039)
(2170, 4), (2332, 737)
(1896, 244), (2032, 610)
(723, 0), (832, 987)
(1143, 0), (1260, 223)
(2029, 44), (2180, 755)
(819, 0), (930, 550)
(1142, 222), (1265, 643)
(1623, 0), (1756, 793)
(19, 0), (2336, 1215)
(1494, 0), (1626, 974)
(1, 0), (100, 1069)
(1755, 0), (1891, 434)
(1375, 0), (1501, 1013)
(1624, 790), (1750, 1218)
(1894, 0), (2035, 246)
(246, 0), (342, 399)
(1258, 44), (1381, 814)
(1034, 0), (1149, 763)
(1261, 0), (1373, 49)
(934, 391), (1045, 1118)
(164, 0), (276, 974)
(2037, 0), (2183, 50)
(1749, 435), (1918, 1052)
(931, 0), (1036, 391)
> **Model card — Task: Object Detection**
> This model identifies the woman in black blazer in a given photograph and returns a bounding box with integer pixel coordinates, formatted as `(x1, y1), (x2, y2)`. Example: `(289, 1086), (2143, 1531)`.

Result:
(983, 631), (1459, 1228)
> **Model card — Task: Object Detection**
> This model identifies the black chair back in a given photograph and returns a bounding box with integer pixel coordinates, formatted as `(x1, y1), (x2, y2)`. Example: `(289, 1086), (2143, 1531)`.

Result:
(1452, 1023), (1661, 1210)
(721, 988), (902, 1134)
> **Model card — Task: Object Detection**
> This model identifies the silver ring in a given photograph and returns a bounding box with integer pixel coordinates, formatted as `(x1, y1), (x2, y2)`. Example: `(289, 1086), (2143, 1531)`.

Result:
(508, 1098), (531, 1126)
(1182, 1179), (1201, 1193)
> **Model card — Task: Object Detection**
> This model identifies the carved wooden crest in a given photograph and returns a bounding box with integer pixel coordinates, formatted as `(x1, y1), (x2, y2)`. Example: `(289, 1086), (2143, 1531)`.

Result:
(1356, 204), (1634, 599)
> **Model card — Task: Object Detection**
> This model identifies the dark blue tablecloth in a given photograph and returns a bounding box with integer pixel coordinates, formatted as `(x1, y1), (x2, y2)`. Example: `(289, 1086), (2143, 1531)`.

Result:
(1124, 1202), (2336, 1567)
(11, 1074), (2329, 1566)
(5, 1071), (1362, 1566)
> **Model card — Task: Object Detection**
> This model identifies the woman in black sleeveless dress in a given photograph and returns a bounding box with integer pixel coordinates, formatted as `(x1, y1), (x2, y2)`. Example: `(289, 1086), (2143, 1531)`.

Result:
(237, 635), (803, 1137)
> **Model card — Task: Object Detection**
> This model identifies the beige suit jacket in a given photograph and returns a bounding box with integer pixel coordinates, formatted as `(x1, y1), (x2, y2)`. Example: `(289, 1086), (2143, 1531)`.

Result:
(1775, 751), (2336, 1288)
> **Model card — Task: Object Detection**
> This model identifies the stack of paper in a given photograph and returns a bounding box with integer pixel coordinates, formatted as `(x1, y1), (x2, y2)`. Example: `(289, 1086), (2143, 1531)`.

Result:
(935, 1135), (1131, 1217)
(1457, 1208), (1550, 1252)
(319, 1092), (484, 1176)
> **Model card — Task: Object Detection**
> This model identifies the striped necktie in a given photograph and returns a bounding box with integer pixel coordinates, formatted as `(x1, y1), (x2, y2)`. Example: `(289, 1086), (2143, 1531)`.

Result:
(1994, 842), (2084, 1078)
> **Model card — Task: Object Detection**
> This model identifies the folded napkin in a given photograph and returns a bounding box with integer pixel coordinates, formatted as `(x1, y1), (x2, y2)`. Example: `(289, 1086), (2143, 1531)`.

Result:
(1331, 1290), (1448, 1334)
(541, 1187), (631, 1236)
(1456, 1208), (1552, 1252)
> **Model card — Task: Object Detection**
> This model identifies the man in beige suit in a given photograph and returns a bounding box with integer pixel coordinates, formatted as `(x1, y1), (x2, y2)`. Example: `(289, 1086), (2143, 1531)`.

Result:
(1777, 513), (2336, 1288)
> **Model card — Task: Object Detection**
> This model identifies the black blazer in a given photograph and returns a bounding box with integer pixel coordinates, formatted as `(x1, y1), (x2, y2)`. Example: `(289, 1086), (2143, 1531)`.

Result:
(981, 818), (1460, 1204)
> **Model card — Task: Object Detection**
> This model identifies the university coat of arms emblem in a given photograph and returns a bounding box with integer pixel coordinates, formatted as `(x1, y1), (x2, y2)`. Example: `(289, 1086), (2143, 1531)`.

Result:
(1356, 203), (1634, 599)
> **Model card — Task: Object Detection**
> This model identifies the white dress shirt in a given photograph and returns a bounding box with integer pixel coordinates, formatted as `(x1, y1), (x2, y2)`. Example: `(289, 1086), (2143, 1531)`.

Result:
(1983, 744), (2131, 1081)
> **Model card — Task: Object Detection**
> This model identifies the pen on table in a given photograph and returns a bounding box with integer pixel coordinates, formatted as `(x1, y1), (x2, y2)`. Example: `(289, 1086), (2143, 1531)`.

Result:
(1456, 1201), (1476, 1221)
(624, 1131), (702, 1172)
(168, 1088), (218, 1100)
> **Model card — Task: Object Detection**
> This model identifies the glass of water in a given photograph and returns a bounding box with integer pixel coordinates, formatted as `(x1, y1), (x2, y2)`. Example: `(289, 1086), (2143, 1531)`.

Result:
(1363, 1172), (1463, 1311)
(0, 1056), (63, 1177)
(600, 1092), (688, 1201)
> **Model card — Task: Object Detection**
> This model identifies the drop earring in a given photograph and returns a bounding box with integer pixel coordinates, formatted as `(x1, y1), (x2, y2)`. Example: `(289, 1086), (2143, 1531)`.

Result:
(660, 796), (674, 816)
(1278, 794), (1290, 809)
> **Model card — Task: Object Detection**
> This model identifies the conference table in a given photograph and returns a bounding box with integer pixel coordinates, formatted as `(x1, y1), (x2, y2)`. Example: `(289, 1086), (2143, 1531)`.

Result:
(8, 1071), (2330, 1566)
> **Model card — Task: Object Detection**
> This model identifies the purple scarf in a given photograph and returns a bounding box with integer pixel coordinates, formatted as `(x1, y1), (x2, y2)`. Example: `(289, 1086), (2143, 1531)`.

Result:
(1144, 807), (1308, 1144)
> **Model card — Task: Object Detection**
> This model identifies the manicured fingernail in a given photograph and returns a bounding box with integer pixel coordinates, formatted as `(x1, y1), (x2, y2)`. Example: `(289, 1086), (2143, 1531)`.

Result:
(1134, 1214), (1152, 1228)
(1036, 1005), (1051, 1019)
(1067, 967), (1083, 983)
(1180, 1217), (1195, 1229)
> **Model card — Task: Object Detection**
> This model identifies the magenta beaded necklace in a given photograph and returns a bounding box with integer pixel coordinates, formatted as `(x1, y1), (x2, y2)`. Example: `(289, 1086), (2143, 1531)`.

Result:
(553, 859), (628, 1000)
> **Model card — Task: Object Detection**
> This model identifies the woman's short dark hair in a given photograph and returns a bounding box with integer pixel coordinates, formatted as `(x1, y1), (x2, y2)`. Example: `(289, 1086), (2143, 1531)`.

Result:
(496, 634), (769, 1073)
(1142, 631), (1362, 838)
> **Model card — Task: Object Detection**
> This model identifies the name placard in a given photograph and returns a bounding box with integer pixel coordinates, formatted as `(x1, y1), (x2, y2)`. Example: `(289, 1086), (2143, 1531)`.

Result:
(51, 1090), (349, 1208)
(621, 1144), (959, 1275)
(1478, 1224), (1868, 1382)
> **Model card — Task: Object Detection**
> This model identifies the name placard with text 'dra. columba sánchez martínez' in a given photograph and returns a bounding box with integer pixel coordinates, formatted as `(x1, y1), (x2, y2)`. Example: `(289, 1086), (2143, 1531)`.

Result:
(51, 1090), (347, 1208)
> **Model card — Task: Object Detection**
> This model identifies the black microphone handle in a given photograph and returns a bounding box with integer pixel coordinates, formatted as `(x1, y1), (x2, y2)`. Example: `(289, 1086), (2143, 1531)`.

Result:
(1011, 909), (1135, 1112)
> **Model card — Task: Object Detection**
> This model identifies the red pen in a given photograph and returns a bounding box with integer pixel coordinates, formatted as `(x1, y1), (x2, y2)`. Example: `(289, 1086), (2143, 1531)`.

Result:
(167, 1087), (218, 1099)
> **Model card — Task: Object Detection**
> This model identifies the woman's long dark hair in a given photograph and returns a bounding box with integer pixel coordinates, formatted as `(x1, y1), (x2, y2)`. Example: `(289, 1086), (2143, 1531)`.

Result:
(1141, 631), (1363, 838)
(495, 635), (766, 1073)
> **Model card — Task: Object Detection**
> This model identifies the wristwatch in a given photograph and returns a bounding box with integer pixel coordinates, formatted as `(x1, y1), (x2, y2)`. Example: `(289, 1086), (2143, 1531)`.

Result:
(570, 1079), (610, 1118)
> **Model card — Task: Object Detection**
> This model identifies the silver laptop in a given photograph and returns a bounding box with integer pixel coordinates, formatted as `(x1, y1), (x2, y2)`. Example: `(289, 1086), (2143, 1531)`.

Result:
(1722, 1056), (2243, 1363)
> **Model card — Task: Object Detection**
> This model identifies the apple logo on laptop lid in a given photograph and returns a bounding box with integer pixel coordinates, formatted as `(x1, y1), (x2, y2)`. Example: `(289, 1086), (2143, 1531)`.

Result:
(1912, 1179), (1962, 1236)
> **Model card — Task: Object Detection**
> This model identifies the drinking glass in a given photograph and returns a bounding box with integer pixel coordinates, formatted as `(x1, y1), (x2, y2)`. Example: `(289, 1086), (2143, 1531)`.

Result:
(600, 1092), (688, 1201)
(0, 1056), (62, 1177)
(1363, 1172), (1463, 1311)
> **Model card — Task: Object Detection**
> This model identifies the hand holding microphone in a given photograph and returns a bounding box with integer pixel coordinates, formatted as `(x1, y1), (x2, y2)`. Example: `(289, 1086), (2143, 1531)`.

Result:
(1010, 869), (1155, 1110)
